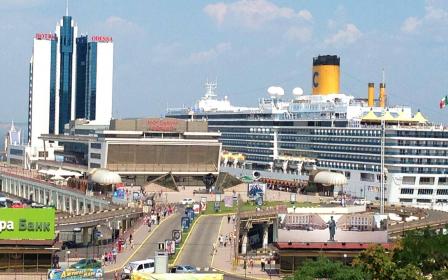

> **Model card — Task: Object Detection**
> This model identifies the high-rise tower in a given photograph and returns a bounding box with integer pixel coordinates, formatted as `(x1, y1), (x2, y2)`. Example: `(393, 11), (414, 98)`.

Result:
(27, 14), (113, 149)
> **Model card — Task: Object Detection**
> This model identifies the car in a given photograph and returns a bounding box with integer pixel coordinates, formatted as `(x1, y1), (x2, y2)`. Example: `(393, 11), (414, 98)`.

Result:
(354, 199), (373, 205)
(121, 259), (154, 279)
(61, 241), (78, 250)
(175, 265), (197, 273)
(180, 198), (194, 205)
(11, 201), (24, 208)
(20, 198), (33, 205)
(70, 258), (102, 269)
(31, 202), (44, 208)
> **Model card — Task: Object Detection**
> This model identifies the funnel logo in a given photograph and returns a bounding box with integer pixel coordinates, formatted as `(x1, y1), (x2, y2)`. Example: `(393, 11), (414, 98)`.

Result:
(313, 72), (319, 88)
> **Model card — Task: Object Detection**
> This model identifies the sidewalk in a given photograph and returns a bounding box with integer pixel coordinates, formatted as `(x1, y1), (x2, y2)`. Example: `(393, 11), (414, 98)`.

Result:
(211, 217), (281, 280)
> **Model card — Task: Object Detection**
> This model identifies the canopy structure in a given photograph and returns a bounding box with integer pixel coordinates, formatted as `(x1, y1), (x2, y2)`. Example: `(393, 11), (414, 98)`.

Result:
(395, 110), (413, 123)
(412, 111), (428, 124)
(39, 168), (81, 177)
(50, 175), (64, 181)
(361, 110), (379, 122)
(379, 110), (397, 122)
(313, 171), (347, 186)
(90, 169), (122, 185)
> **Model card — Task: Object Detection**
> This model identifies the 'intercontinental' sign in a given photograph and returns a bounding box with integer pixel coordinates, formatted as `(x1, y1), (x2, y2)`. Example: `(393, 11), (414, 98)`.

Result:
(0, 208), (55, 240)
(147, 119), (181, 132)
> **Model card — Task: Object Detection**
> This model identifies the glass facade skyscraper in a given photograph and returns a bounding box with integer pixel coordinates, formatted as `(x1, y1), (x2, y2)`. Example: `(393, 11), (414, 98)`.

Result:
(27, 14), (113, 149)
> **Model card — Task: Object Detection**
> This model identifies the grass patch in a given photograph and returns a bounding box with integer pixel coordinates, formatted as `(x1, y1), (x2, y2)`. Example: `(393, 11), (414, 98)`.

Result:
(202, 200), (318, 215)
(168, 217), (201, 265)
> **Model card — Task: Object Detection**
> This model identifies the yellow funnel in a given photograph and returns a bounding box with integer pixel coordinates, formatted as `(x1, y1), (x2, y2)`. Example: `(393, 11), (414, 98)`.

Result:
(312, 55), (340, 95)
(368, 83), (375, 107)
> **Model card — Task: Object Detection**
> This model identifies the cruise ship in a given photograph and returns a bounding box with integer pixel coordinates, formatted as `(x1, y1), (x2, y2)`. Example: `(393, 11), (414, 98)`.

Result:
(167, 55), (448, 209)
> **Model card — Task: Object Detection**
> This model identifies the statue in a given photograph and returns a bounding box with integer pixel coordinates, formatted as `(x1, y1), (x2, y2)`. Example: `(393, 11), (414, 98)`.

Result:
(328, 216), (336, 241)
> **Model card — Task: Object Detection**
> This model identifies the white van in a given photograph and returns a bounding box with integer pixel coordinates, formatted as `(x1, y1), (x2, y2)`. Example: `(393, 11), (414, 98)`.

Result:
(121, 259), (155, 279)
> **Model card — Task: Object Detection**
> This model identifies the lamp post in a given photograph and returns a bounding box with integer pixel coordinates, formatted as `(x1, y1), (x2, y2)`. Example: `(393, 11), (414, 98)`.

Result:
(343, 253), (347, 265)
(66, 250), (71, 267)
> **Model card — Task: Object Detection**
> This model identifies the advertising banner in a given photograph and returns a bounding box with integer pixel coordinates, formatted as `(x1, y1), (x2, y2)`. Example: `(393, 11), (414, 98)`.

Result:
(172, 230), (182, 244)
(181, 217), (190, 230)
(131, 272), (224, 280)
(165, 239), (176, 255)
(247, 182), (266, 199)
(48, 268), (103, 279)
(186, 208), (195, 221)
(0, 208), (55, 240)
(224, 196), (233, 208)
(200, 197), (207, 211)
(192, 203), (200, 215)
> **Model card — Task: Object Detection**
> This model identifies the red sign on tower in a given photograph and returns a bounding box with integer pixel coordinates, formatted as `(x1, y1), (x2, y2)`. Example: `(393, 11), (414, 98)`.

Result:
(91, 35), (113, 43)
(35, 33), (56, 40)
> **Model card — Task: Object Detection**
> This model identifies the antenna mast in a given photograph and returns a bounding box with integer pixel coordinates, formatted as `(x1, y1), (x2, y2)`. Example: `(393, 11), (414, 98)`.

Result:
(66, 0), (69, 16)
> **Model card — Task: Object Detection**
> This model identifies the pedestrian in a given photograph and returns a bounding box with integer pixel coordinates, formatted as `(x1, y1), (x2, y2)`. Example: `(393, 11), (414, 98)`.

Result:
(267, 258), (271, 272)
(227, 215), (231, 224)
(112, 247), (117, 264)
(249, 257), (254, 270)
(261, 257), (265, 271)
(211, 242), (217, 256)
(157, 213), (161, 225)
(114, 271), (119, 280)
(232, 214), (236, 223)
(147, 219), (152, 232)
(108, 251), (113, 265)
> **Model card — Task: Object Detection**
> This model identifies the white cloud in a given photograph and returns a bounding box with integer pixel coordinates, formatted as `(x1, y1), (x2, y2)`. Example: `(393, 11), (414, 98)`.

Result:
(401, 2), (448, 34)
(104, 16), (140, 31)
(204, 0), (312, 29)
(284, 26), (312, 43)
(187, 42), (231, 64)
(325, 24), (362, 45)
(401, 17), (422, 33)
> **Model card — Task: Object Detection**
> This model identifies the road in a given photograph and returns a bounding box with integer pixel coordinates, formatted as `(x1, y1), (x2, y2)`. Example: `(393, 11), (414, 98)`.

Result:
(103, 212), (182, 279)
(175, 215), (222, 268)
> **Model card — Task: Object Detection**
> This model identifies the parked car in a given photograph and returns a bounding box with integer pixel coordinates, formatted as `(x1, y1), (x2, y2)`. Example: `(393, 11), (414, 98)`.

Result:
(20, 198), (33, 205)
(11, 201), (24, 208)
(174, 265), (197, 273)
(70, 258), (102, 269)
(31, 202), (44, 208)
(121, 259), (154, 279)
(180, 198), (194, 205)
(61, 241), (78, 250)
(354, 199), (373, 205)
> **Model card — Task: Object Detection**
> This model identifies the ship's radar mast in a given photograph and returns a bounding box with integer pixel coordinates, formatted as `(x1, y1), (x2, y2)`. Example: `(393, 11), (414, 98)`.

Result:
(204, 80), (218, 99)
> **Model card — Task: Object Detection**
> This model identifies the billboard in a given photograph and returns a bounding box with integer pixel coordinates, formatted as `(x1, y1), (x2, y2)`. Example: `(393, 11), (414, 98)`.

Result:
(247, 182), (266, 199)
(48, 268), (103, 279)
(165, 239), (176, 255)
(0, 208), (55, 240)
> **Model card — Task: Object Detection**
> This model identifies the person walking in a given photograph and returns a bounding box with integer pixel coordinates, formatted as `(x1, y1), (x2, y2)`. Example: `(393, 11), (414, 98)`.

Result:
(261, 257), (266, 271)
(112, 247), (117, 264)
(227, 215), (231, 224)
(249, 257), (254, 271)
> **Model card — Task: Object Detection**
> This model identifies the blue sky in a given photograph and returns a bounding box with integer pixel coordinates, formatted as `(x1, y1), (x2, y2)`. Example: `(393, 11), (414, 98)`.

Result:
(0, 0), (447, 122)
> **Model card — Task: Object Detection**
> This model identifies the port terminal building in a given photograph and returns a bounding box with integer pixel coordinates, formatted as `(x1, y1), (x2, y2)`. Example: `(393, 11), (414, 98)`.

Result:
(37, 118), (222, 188)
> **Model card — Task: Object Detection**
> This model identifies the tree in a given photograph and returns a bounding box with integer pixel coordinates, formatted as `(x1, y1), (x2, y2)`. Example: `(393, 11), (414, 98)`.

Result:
(353, 244), (395, 279)
(289, 256), (364, 280)
(391, 264), (424, 280)
(432, 269), (448, 280)
(393, 227), (448, 274)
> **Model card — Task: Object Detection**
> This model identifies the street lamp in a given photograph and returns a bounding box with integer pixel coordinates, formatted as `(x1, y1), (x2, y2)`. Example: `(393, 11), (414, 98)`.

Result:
(66, 250), (71, 267)
(343, 253), (347, 265)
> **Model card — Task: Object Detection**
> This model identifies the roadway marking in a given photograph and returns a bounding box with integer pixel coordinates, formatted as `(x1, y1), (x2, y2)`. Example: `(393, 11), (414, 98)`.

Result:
(171, 214), (204, 265)
(210, 216), (225, 267)
(105, 214), (176, 273)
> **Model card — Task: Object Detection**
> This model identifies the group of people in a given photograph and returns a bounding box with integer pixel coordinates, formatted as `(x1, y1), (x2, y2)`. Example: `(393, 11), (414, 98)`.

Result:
(144, 203), (177, 231)
(102, 247), (118, 266)
(217, 232), (234, 248)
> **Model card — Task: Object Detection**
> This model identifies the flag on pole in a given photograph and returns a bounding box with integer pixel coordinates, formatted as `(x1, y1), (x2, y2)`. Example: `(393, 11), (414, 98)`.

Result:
(440, 96), (448, 109)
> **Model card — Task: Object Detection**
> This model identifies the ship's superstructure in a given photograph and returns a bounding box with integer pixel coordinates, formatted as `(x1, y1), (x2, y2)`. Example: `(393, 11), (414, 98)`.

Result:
(167, 55), (448, 207)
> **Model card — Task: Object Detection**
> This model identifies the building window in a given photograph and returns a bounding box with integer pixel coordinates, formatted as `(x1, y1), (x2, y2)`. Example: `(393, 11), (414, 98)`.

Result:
(418, 189), (433, 195)
(90, 153), (101, 159)
(416, 199), (431, 203)
(402, 176), (416, 185)
(9, 149), (24, 156)
(438, 178), (448, 185)
(90, 143), (102, 149)
(399, 198), (413, 203)
(90, 163), (101, 168)
(361, 173), (375, 182)
(400, 188), (414, 195)
(38, 151), (48, 158)
(436, 189), (448, 195)
(419, 177), (434, 185)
